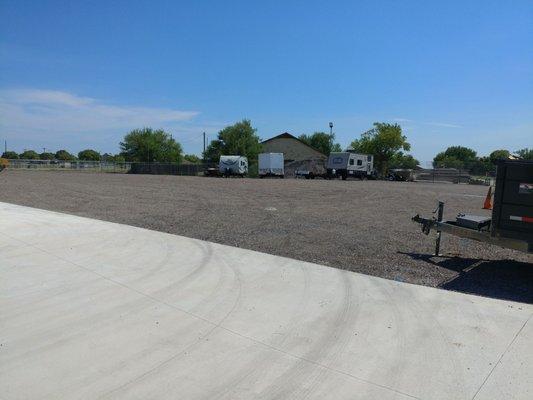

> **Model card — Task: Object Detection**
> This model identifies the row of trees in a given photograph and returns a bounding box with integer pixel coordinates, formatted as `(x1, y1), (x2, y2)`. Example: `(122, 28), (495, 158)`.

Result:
(1, 149), (113, 161)
(432, 146), (533, 175)
(1, 128), (189, 163)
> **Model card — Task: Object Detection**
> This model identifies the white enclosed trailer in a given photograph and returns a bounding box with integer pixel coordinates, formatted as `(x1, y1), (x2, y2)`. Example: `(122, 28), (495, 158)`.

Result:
(219, 155), (248, 177)
(326, 152), (374, 180)
(258, 153), (284, 178)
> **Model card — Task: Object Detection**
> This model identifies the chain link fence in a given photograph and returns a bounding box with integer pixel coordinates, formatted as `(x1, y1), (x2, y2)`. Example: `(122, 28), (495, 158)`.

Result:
(413, 168), (494, 185)
(3, 159), (212, 176)
(5, 159), (132, 173)
(129, 162), (208, 176)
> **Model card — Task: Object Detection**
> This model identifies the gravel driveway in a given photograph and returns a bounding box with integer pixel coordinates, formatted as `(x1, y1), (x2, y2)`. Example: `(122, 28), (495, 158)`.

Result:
(1, 170), (531, 302)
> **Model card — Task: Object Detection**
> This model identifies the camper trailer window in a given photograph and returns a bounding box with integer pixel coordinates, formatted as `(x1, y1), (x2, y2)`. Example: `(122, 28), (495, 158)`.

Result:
(367, 155), (372, 161)
(349, 159), (354, 166)
(357, 159), (362, 166)
(333, 157), (343, 164)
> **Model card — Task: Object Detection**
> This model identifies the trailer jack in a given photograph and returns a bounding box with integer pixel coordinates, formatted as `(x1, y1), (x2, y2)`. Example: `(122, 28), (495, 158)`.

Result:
(412, 202), (444, 255)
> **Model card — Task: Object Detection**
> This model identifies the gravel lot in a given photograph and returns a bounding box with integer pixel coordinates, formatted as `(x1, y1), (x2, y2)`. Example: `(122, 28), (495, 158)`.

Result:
(1, 170), (532, 302)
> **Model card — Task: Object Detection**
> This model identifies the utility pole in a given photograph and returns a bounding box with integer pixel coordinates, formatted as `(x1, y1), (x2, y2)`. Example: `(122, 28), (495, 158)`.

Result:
(329, 122), (333, 136)
(4, 140), (6, 154)
(203, 132), (206, 163)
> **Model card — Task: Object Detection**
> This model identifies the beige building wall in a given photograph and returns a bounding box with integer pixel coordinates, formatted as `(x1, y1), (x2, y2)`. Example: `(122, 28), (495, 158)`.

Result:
(262, 137), (326, 162)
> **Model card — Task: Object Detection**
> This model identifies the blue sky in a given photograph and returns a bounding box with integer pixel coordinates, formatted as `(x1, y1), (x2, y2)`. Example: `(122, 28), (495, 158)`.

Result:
(1, 0), (531, 165)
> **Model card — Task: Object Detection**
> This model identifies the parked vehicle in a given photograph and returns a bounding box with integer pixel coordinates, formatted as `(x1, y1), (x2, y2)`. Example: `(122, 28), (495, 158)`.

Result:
(294, 169), (313, 179)
(288, 159), (327, 179)
(219, 155), (248, 177)
(326, 152), (374, 180)
(204, 167), (221, 177)
(258, 153), (284, 178)
(388, 169), (415, 182)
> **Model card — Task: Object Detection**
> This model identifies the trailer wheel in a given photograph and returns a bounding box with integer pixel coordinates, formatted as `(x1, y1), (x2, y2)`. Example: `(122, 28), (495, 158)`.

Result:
(342, 174), (347, 180)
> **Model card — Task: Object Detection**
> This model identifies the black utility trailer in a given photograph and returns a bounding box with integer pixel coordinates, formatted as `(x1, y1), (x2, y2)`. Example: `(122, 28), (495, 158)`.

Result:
(412, 160), (533, 255)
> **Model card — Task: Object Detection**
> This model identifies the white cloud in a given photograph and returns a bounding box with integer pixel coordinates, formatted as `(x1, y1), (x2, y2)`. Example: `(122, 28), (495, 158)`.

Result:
(4, 89), (95, 107)
(391, 118), (461, 128)
(424, 121), (462, 128)
(0, 88), (200, 136)
(392, 117), (412, 122)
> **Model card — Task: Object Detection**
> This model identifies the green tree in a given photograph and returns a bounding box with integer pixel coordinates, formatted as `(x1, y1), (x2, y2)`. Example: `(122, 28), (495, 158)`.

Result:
(471, 157), (492, 175)
(350, 122), (411, 175)
(389, 152), (419, 169)
(39, 152), (55, 160)
(1, 151), (18, 159)
(20, 150), (40, 159)
(433, 146), (477, 169)
(433, 155), (464, 169)
(78, 149), (101, 161)
(203, 139), (225, 163)
(120, 128), (183, 163)
(55, 150), (76, 161)
(112, 154), (126, 163)
(102, 153), (126, 163)
(298, 132), (342, 155)
(101, 153), (113, 162)
(489, 149), (510, 164)
(184, 154), (201, 164)
(516, 148), (533, 160)
(203, 119), (261, 162)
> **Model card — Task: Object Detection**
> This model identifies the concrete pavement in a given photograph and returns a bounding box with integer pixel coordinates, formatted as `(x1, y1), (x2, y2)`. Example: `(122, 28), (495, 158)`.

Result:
(1, 201), (531, 399)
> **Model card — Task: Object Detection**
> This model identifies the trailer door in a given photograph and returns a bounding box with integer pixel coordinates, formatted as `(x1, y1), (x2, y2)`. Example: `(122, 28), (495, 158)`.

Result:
(348, 156), (355, 171)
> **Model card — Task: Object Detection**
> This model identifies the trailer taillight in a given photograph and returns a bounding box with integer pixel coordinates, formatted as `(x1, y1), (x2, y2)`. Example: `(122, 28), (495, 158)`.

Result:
(509, 215), (533, 223)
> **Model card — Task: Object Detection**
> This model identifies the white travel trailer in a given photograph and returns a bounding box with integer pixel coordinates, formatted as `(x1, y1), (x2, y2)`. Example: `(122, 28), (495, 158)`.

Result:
(326, 152), (374, 180)
(258, 153), (284, 178)
(219, 155), (248, 177)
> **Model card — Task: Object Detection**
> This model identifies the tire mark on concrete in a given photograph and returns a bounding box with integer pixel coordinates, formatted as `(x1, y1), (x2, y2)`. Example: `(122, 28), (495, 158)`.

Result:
(206, 259), (311, 400)
(95, 242), (244, 399)
(1, 237), (214, 367)
(255, 269), (356, 399)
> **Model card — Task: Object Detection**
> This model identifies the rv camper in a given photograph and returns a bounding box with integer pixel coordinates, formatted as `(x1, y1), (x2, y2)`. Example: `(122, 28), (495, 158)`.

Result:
(326, 152), (374, 180)
(258, 153), (284, 178)
(219, 155), (248, 177)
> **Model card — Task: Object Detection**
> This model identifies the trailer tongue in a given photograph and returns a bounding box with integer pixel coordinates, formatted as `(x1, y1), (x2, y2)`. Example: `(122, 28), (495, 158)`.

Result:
(412, 160), (533, 256)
